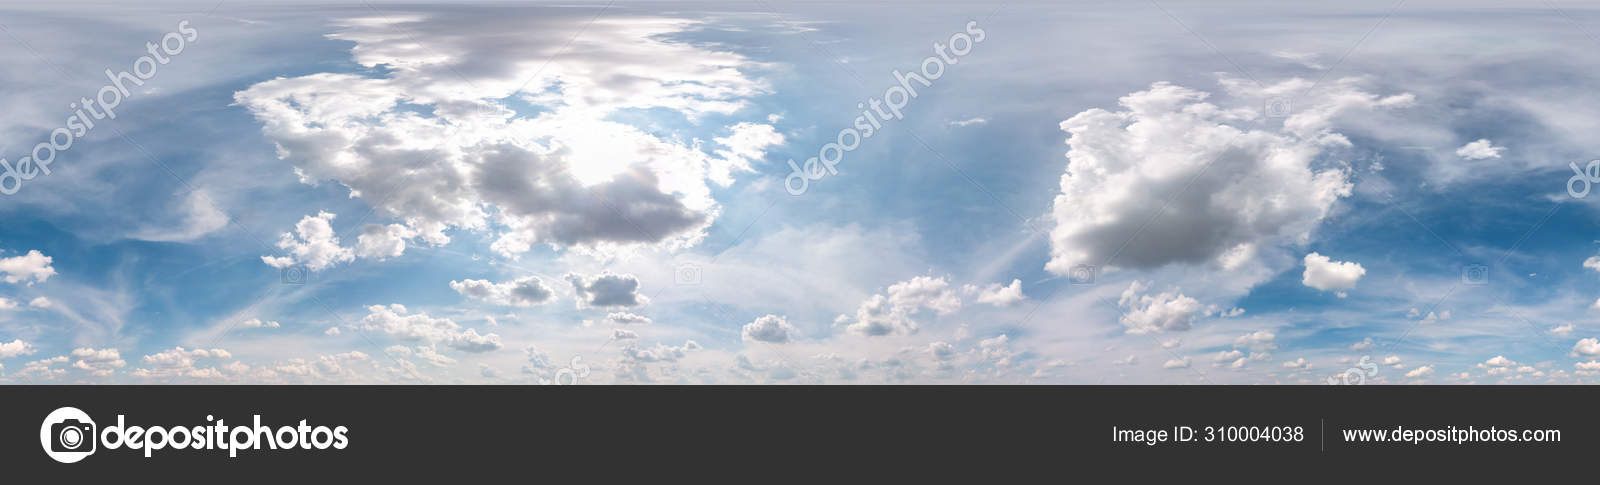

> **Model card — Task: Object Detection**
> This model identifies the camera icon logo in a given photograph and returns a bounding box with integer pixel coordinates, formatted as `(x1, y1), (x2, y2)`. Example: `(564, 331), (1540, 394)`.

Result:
(40, 407), (96, 463)
(674, 263), (702, 286)
(281, 265), (308, 285)
(1265, 97), (1292, 118)
(1461, 264), (1489, 285)
(1068, 264), (1097, 285)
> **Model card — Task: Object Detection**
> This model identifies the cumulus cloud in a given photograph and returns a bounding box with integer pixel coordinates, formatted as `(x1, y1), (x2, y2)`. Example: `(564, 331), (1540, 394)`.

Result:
(0, 339), (36, 359)
(450, 276), (556, 307)
(1043, 79), (1407, 274)
(1282, 357), (1311, 370)
(0, 250), (56, 285)
(1454, 139), (1504, 160)
(973, 279), (1026, 307)
(70, 347), (126, 376)
(1572, 338), (1600, 357)
(260, 212), (354, 271)
(141, 347), (232, 369)
(1301, 252), (1365, 294)
(564, 272), (646, 308)
(1116, 280), (1202, 334)
(28, 297), (51, 308)
(234, 13), (783, 260)
(1163, 357), (1191, 369)
(742, 314), (797, 344)
(1405, 365), (1435, 378)
(356, 304), (502, 352)
(355, 224), (415, 260)
(839, 276), (961, 337)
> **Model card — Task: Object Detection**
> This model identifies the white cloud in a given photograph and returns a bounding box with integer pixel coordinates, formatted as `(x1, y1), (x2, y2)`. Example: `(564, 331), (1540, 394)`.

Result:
(1162, 357), (1191, 369)
(1405, 365), (1435, 378)
(974, 279), (1026, 307)
(128, 189), (230, 242)
(1350, 337), (1375, 351)
(356, 304), (502, 352)
(450, 276), (555, 307)
(240, 318), (281, 329)
(742, 314), (797, 344)
(70, 347), (125, 376)
(1282, 357), (1311, 370)
(1044, 80), (1405, 274)
(27, 297), (51, 308)
(1454, 138), (1505, 160)
(1572, 338), (1600, 357)
(141, 347), (232, 369)
(839, 276), (961, 337)
(1116, 281), (1202, 334)
(1550, 323), (1575, 336)
(233, 14), (782, 260)
(1302, 252), (1365, 293)
(355, 224), (415, 260)
(605, 312), (653, 326)
(0, 339), (36, 359)
(260, 212), (353, 271)
(1234, 330), (1278, 352)
(0, 250), (56, 285)
(948, 117), (988, 127)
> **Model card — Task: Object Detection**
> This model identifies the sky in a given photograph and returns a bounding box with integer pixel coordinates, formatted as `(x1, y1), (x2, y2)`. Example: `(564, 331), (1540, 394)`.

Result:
(4, 0), (1600, 383)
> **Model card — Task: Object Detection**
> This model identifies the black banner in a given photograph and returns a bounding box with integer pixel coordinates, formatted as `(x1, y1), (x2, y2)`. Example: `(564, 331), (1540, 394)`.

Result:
(4, 386), (1591, 478)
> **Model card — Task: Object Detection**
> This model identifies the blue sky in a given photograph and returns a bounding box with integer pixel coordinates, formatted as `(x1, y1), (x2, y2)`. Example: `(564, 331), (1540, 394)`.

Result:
(4, 1), (1600, 383)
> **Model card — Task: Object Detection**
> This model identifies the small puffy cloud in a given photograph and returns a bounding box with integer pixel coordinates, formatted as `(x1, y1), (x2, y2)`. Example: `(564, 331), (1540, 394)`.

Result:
(355, 223), (415, 260)
(70, 347), (126, 376)
(1213, 350), (1244, 363)
(1572, 338), (1600, 357)
(240, 318), (281, 329)
(324, 327), (342, 336)
(1116, 281), (1202, 334)
(742, 314), (797, 344)
(974, 279), (1026, 307)
(1282, 357), (1311, 370)
(1405, 365), (1435, 378)
(0, 250), (56, 285)
(28, 297), (51, 308)
(564, 272), (646, 308)
(1350, 337), (1375, 351)
(261, 212), (354, 271)
(141, 347), (232, 369)
(1162, 357), (1191, 369)
(0, 339), (37, 359)
(356, 304), (503, 352)
(928, 341), (956, 361)
(1478, 355), (1518, 375)
(1454, 138), (1504, 160)
(1112, 355), (1137, 366)
(1550, 323), (1575, 336)
(451, 276), (556, 307)
(886, 276), (961, 315)
(611, 329), (638, 340)
(1302, 253), (1364, 293)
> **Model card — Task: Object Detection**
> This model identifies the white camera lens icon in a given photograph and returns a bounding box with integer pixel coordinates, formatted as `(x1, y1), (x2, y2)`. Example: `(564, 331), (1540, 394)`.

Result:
(40, 407), (96, 463)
